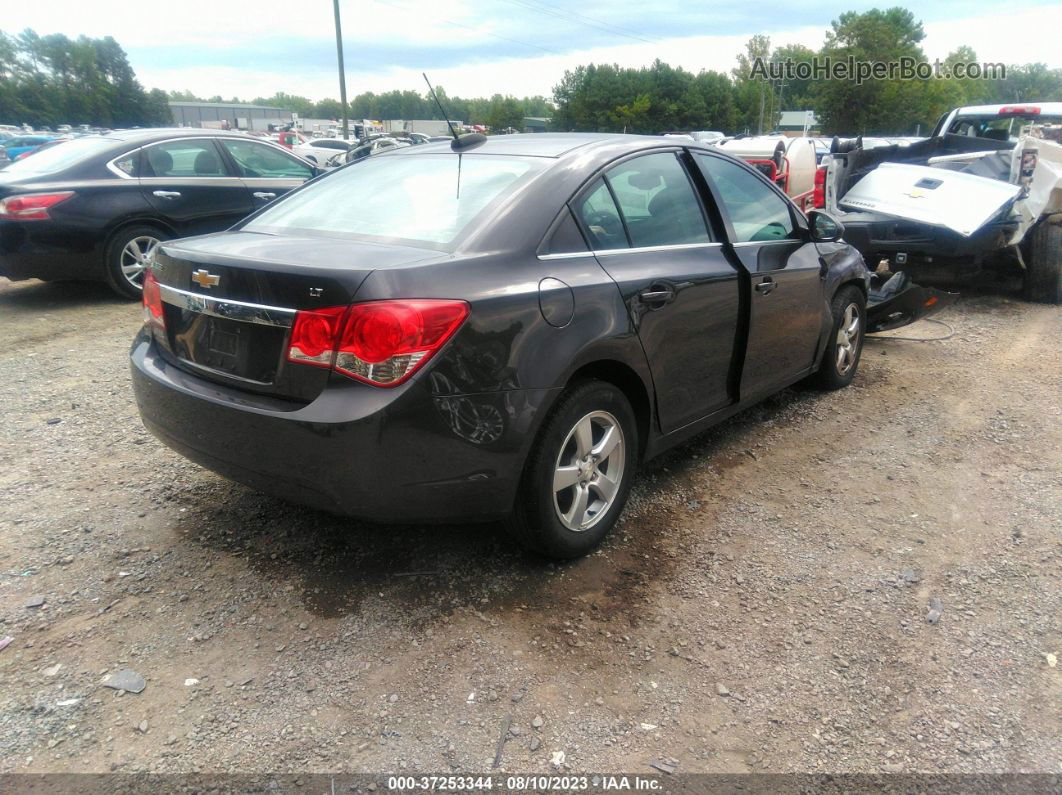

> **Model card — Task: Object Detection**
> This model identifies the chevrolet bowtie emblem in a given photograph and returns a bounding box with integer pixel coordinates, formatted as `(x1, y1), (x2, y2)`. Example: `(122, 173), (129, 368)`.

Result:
(191, 269), (220, 288)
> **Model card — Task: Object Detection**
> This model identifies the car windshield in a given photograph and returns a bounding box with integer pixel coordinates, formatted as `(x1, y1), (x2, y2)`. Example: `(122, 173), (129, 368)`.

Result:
(243, 153), (545, 249)
(2, 137), (114, 175)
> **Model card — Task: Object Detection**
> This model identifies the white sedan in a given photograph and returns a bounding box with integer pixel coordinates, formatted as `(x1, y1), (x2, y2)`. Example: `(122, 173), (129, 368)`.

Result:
(292, 138), (353, 167)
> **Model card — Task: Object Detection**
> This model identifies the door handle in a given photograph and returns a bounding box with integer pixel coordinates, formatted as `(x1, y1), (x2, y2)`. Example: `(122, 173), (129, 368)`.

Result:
(252, 192), (276, 200)
(152, 190), (181, 199)
(637, 286), (676, 306)
(755, 277), (776, 295)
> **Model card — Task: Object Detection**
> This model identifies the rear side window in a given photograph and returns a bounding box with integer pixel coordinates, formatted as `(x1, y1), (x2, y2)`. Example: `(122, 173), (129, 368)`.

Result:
(574, 179), (627, 250)
(143, 140), (230, 178)
(112, 152), (138, 177)
(694, 153), (795, 243)
(605, 152), (711, 247)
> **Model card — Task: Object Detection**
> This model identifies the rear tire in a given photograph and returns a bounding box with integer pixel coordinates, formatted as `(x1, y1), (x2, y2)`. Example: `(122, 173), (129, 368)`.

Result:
(811, 285), (865, 390)
(1022, 221), (1062, 304)
(506, 380), (638, 559)
(103, 224), (169, 300)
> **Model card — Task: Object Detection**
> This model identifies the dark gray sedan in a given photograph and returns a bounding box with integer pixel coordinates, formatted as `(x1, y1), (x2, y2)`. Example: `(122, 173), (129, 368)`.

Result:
(131, 133), (869, 558)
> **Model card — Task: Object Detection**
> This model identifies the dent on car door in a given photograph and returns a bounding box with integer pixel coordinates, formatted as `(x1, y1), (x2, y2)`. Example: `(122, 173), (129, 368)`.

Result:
(218, 139), (315, 209)
(573, 151), (741, 434)
(693, 152), (824, 398)
(139, 138), (254, 235)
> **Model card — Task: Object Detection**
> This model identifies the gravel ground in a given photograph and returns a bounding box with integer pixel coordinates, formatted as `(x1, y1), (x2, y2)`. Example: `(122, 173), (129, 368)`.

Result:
(0, 275), (1058, 775)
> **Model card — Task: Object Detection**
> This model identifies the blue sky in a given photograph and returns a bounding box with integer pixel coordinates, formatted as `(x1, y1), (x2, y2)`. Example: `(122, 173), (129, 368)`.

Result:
(6, 0), (1061, 100)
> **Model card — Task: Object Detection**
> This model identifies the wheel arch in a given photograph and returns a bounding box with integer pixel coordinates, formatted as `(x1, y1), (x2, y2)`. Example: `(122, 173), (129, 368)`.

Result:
(102, 217), (177, 264)
(563, 358), (653, 462)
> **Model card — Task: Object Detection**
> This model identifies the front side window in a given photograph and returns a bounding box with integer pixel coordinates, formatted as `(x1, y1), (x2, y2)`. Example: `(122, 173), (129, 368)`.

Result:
(220, 139), (313, 179)
(605, 152), (710, 248)
(694, 153), (795, 243)
(143, 140), (230, 178)
(242, 153), (543, 249)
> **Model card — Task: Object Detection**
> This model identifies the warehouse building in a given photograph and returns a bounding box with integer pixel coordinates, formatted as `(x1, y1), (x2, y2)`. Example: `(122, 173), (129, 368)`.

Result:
(168, 102), (295, 132)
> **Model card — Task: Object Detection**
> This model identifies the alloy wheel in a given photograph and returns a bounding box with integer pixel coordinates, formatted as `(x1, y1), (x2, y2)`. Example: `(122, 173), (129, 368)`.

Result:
(835, 302), (861, 374)
(119, 235), (161, 290)
(552, 410), (626, 532)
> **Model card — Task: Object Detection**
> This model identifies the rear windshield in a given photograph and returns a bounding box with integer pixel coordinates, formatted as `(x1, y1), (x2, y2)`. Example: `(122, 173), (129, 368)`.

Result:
(1, 137), (115, 175)
(242, 153), (545, 249)
(948, 114), (1062, 141)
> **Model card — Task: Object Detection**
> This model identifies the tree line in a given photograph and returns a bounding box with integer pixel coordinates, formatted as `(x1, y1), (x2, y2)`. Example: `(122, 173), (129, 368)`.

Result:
(0, 30), (170, 128)
(554, 8), (1062, 136)
(4, 8), (1061, 136)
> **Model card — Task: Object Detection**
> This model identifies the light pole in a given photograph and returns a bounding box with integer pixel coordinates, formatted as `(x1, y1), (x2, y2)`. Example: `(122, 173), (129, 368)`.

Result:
(333, 0), (350, 140)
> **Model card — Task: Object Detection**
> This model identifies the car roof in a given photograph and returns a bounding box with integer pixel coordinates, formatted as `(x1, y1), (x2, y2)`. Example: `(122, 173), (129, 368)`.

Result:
(101, 128), (255, 143)
(400, 132), (710, 158)
(954, 102), (1062, 116)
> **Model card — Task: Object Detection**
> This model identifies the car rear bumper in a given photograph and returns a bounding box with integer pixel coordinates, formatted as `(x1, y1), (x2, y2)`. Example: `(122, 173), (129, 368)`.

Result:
(130, 331), (557, 523)
(0, 221), (100, 281)
(838, 211), (1014, 261)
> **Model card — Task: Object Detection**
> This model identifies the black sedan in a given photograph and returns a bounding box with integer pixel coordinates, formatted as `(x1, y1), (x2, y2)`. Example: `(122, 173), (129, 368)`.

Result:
(131, 133), (869, 558)
(0, 128), (319, 298)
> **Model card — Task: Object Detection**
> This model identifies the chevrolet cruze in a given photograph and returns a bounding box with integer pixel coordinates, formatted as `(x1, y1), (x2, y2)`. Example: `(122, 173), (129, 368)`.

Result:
(131, 133), (870, 558)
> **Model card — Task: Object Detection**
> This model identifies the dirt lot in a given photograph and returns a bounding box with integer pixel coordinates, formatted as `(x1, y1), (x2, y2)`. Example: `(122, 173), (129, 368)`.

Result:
(0, 275), (1058, 776)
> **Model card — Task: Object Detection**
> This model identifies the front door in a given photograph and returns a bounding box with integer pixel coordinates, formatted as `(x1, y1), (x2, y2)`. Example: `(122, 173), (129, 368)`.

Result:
(140, 138), (254, 236)
(216, 138), (315, 212)
(572, 151), (741, 434)
(693, 152), (824, 399)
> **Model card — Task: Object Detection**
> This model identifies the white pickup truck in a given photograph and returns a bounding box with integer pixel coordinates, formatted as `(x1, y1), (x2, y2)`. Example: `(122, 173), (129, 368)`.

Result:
(820, 103), (1062, 303)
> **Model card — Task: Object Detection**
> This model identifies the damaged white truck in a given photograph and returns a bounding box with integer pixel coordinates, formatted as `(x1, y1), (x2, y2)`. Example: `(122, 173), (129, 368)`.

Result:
(820, 103), (1062, 304)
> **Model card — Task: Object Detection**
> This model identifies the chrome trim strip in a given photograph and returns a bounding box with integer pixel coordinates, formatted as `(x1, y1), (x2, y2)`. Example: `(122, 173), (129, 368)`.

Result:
(158, 283), (296, 328)
(592, 242), (723, 257)
(537, 251), (596, 261)
(731, 239), (799, 248)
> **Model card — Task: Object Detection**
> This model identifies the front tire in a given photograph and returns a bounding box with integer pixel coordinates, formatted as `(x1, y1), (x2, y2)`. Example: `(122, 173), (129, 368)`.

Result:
(811, 285), (865, 390)
(1022, 221), (1061, 304)
(506, 380), (638, 559)
(103, 225), (168, 300)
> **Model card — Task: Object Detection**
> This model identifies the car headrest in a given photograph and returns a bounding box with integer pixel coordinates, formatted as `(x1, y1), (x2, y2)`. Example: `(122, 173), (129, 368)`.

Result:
(647, 185), (688, 216)
(146, 148), (173, 176)
(981, 129), (1009, 142)
(194, 149), (222, 175)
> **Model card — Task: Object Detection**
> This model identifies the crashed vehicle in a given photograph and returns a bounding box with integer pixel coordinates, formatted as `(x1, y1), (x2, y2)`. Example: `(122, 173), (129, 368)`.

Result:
(820, 103), (1062, 303)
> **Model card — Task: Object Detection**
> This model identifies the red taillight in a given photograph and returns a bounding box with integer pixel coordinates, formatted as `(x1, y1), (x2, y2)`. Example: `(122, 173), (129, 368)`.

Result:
(285, 299), (469, 387)
(286, 305), (347, 368)
(999, 105), (1040, 116)
(0, 191), (75, 221)
(813, 166), (827, 209)
(142, 271), (165, 330)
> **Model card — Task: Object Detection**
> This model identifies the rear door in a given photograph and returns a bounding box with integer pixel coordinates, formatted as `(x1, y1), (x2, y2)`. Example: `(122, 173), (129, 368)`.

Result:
(140, 137), (254, 236)
(573, 150), (741, 433)
(217, 138), (315, 211)
(693, 152), (824, 398)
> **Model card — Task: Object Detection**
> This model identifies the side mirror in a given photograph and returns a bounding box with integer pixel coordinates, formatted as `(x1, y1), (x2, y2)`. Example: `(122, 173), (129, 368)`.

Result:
(808, 210), (845, 243)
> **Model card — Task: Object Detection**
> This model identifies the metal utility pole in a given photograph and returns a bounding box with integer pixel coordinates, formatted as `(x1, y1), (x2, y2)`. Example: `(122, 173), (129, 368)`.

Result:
(332, 0), (350, 141)
(757, 81), (765, 135)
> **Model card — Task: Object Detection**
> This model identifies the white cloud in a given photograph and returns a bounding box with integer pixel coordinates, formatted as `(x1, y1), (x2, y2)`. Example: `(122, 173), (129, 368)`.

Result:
(7, 2), (1061, 101)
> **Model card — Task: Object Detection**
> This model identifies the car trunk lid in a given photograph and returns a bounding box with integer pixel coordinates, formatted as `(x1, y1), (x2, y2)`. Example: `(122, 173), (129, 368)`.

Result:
(150, 231), (447, 402)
